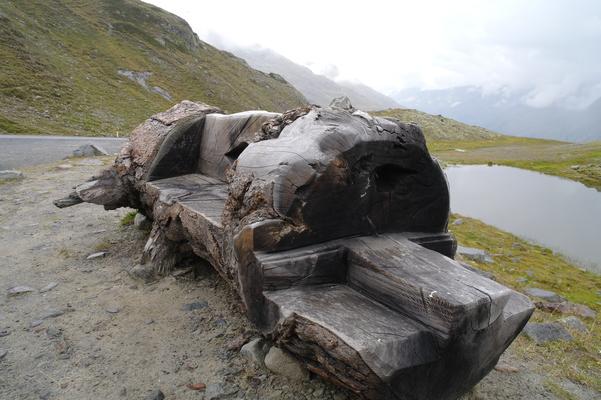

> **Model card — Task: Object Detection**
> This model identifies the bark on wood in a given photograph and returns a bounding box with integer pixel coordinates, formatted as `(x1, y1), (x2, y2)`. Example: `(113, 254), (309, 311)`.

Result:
(54, 100), (533, 399)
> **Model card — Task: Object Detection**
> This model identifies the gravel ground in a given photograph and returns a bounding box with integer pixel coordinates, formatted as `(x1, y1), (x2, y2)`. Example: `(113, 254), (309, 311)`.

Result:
(0, 158), (594, 400)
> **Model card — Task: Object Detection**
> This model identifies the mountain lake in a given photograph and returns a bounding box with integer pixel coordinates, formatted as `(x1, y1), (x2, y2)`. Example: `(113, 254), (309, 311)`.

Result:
(445, 164), (601, 274)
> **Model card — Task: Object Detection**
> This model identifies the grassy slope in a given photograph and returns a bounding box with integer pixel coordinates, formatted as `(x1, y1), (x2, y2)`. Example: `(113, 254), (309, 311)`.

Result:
(0, 0), (306, 136)
(451, 215), (601, 394)
(376, 109), (601, 190)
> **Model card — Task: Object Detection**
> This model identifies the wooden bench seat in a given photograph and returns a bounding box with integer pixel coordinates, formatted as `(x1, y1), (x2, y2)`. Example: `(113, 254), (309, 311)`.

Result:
(145, 173), (228, 229)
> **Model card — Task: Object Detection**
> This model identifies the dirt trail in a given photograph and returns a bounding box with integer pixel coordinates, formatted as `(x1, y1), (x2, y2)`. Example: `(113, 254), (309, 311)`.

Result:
(0, 158), (589, 399)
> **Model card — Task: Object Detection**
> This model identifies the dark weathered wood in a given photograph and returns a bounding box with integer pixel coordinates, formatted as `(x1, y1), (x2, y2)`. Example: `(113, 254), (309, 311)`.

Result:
(54, 100), (534, 400)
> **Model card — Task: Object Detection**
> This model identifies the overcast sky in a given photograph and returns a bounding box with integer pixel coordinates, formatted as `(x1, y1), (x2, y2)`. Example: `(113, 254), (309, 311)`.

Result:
(144, 0), (601, 109)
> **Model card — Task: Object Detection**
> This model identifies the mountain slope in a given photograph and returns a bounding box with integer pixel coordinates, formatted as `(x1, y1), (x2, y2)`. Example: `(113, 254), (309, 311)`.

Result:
(373, 108), (503, 141)
(391, 86), (601, 142)
(0, 0), (307, 136)
(229, 46), (399, 111)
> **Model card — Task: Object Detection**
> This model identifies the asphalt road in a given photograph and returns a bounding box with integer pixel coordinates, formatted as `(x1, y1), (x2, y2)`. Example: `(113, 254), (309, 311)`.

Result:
(0, 135), (127, 170)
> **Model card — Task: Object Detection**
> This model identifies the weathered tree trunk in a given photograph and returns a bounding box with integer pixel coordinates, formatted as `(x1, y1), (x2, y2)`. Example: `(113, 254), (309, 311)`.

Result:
(55, 100), (533, 399)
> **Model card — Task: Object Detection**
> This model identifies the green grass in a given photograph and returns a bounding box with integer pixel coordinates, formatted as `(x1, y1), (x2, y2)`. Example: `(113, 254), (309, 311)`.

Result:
(0, 0), (307, 136)
(433, 139), (601, 190)
(120, 211), (137, 226)
(450, 215), (601, 391)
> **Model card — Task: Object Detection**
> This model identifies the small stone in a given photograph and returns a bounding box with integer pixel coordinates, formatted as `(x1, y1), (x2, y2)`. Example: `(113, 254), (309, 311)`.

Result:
(204, 383), (237, 399)
(329, 96), (355, 112)
(0, 349), (7, 360)
(39, 309), (65, 320)
(227, 333), (251, 351)
(72, 144), (109, 157)
(30, 320), (44, 328)
(515, 277), (528, 283)
(523, 322), (572, 344)
(39, 282), (59, 293)
(128, 264), (155, 283)
(494, 362), (519, 373)
(240, 338), (271, 366)
(0, 170), (24, 181)
(452, 219), (464, 225)
(145, 319), (155, 325)
(0, 330), (9, 337)
(559, 316), (587, 333)
(457, 246), (493, 263)
(264, 347), (309, 381)
(56, 164), (73, 170)
(535, 301), (596, 319)
(524, 288), (565, 303)
(187, 383), (206, 391)
(87, 252), (107, 260)
(145, 389), (165, 400)
(106, 307), (120, 314)
(182, 301), (208, 311)
(7, 286), (35, 296)
(134, 213), (151, 230)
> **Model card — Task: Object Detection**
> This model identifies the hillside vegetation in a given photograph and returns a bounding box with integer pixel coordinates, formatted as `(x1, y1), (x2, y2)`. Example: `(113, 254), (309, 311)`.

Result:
(375, 108), (503, 141)
(0, 0), (307, 136)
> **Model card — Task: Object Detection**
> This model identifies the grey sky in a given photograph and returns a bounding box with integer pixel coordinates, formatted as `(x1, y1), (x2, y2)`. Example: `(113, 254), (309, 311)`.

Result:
(144, 0), (601, 109)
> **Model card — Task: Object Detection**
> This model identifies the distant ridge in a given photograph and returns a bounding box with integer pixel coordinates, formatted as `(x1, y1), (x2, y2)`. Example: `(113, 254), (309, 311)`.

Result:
(229, 46), (399, 111)
(391, 86), (601, 142)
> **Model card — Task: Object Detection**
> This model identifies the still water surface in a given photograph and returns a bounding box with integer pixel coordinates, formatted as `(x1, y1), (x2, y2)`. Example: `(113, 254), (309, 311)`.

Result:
(445, 165), (601, 274)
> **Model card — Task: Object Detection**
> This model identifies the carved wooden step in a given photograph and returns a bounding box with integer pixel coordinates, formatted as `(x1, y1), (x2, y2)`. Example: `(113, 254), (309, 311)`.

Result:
(264, 284), (439, 379)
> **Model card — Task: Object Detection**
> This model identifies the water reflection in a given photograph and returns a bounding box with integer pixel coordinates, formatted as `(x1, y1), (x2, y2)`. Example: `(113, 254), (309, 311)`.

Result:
(445, 165), (601, 273)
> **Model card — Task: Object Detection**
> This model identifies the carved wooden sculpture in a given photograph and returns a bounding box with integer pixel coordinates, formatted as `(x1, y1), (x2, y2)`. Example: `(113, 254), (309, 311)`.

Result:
(55, 100), (533, 400)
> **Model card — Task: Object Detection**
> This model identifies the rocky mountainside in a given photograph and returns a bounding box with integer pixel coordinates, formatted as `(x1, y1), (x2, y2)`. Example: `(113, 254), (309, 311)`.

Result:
(0, 0), (307, 136)
(229, 46), (399, 111)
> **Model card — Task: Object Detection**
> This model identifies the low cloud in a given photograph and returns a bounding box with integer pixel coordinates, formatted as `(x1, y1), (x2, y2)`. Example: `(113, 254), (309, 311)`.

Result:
(147, 0), (601, 109)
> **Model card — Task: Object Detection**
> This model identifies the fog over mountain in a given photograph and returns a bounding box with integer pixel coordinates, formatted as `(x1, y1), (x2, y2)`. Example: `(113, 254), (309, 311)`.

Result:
(223, 45), (400, 111)
(146, 0), (601, 141)
(392, 87), (601, 142)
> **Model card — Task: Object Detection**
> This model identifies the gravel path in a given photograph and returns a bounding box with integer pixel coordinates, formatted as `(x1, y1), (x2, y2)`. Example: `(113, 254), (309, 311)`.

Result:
(0, 135), (126, 169)
(0, 159), (594, 400)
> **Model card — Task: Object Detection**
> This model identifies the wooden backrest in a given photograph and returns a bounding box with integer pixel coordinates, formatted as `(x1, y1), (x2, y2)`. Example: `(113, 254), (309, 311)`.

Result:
(198, 111), (279, 181)
(234, 108), (450, 251)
